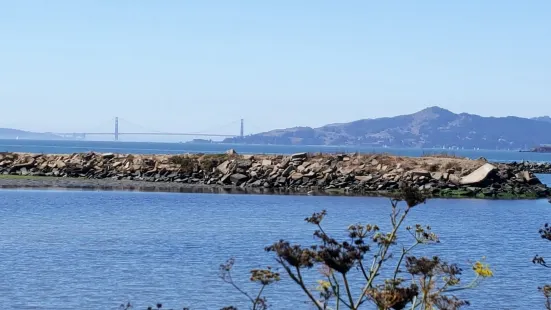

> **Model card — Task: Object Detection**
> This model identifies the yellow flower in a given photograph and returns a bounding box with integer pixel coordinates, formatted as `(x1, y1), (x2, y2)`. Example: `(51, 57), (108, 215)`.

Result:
(472, 261), (493, 277)
(316, 280), (332, 291)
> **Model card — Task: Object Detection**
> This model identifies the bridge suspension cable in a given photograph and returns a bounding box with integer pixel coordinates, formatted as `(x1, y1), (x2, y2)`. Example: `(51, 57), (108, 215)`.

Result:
(52, 117), (245, 140)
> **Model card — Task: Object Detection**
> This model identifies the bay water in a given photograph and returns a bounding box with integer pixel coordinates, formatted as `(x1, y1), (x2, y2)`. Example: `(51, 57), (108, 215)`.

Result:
(0, 139), (551, 309)
(3, 139), (551, 163)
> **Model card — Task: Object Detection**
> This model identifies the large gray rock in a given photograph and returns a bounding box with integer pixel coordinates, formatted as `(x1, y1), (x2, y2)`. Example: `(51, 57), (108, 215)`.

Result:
(216, 160), (231, 174)
(411, 170), (431, 177)
(102, 153), (115, 159)
(291, 152), (307, 160)
(281, 165), (295, 177)
(430, 172), (443, 181)
(236, 160), (252, 169)
(459, 163), (497, 185)
(230, 173), (248, 185)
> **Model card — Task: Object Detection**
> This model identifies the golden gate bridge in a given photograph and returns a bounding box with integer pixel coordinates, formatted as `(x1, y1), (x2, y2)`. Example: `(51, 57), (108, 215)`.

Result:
(52, 117), (245, 141)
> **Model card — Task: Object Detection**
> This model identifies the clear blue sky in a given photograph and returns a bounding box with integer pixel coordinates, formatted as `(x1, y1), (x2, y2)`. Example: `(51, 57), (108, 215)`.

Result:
(1, 1), (550, 137)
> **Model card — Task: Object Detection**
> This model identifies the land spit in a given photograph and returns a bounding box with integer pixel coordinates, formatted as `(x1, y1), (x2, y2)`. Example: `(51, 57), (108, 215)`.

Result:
(0, 151), (549, 199)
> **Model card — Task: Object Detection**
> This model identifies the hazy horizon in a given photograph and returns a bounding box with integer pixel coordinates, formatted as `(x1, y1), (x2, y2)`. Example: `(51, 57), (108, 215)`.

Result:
(2, 1), (550, 140)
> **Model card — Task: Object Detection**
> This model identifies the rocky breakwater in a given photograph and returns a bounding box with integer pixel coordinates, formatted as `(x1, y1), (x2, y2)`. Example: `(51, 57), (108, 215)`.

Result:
(504, 161), (551, 174)
(0, 151), (548, 199)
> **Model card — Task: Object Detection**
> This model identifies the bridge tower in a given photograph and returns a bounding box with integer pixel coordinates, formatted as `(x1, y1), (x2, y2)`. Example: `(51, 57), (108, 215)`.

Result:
(240, 119), (244, 139)
(114, 117), (119, 141)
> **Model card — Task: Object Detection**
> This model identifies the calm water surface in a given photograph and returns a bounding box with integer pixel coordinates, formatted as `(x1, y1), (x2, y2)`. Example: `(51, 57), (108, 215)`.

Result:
(1, 184), (551, 309)
(3, 139), (551, 163)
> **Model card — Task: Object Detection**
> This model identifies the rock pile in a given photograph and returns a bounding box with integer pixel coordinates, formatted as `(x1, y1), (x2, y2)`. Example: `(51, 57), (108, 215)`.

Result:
(0, 152), (549, 199)
(505, 161), (551, 174)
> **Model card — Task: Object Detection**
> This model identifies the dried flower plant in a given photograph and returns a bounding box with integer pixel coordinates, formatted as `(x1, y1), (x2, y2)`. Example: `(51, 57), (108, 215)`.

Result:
(535, 223), (551, 309)
(263, 186), (491, 309)
(220, 257), (280, 310)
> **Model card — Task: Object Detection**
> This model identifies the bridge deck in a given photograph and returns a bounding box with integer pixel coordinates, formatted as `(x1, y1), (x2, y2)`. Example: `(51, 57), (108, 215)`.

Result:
(55, 132), (237, 137)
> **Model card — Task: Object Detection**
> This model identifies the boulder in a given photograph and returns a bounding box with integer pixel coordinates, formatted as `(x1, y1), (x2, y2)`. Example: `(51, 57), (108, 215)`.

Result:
(338, 166), (354, 175)
(291, 152), (307, 160)
(11, 161), (35, 170)
(261, 159), (272, 166)
(102, 153), (115, 159)
(281, 166), (295, 177)
(430, 172), (443, 181)
(521, 170), (542, 185)
(229, 173), (248, 185)
(220, 174), (231, 184)
(250, 180), (263, 187)
(448, 174), (461, 185)
(216, 160), (231, 174)
(459, 163), (497, 186)
(226, 149), (237, 155)
(411, 170), (431, 178)
(308, 162), (323, 173)
(355, 175), (373, 182)
(236, 160), (252, 169)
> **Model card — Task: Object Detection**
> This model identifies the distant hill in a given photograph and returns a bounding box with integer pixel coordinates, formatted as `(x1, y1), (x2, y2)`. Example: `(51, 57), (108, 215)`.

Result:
(0, 128), (63, 140)
(532, 116), (551, 123)
(224, 106), (551, 149)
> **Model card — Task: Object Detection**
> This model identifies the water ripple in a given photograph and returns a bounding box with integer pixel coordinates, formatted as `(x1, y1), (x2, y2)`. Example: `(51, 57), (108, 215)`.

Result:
(0, 189), (550, 309)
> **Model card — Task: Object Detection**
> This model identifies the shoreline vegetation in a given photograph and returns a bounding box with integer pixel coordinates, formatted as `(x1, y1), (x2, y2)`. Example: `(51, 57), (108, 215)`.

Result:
(0, 150), (549, 199)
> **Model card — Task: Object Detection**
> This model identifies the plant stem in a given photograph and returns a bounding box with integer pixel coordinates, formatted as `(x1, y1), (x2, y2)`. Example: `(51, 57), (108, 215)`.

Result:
(296, 267), (325, 310)
(253, 284), (266, 310)
(354, 207), (410, 309)
(329, 273), (344, 310)
(341, 273), (355, 309)
(392, 243), (419, 282)
(226, 271), (255, 304)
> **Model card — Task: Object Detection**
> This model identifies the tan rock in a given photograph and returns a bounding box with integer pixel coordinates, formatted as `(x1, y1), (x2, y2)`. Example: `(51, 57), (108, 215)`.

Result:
(355, 175), (373, 182)
(217, 160), (231, 174)
(459, 163), (497, 185)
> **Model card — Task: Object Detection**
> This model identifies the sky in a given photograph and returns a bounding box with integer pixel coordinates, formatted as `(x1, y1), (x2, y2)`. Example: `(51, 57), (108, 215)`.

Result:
(1, 0), (550, 138)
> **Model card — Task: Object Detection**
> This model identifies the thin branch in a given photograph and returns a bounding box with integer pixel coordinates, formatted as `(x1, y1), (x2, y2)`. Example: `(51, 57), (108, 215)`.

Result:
(293, 266), (325, 310)
(223, 271), (255, 304)
(253, 284), (266, 310)
(392, 242), (419, 282)
(354, 207), (410, 309)
(328, 272), (350, 309)
(358, 259), (371, 283)
(341, 273), (355, 309)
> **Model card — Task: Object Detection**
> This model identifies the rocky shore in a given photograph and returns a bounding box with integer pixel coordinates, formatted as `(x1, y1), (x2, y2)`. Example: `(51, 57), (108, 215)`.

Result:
(508, 161), (551, 174)
(0, 151), (549, 199)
